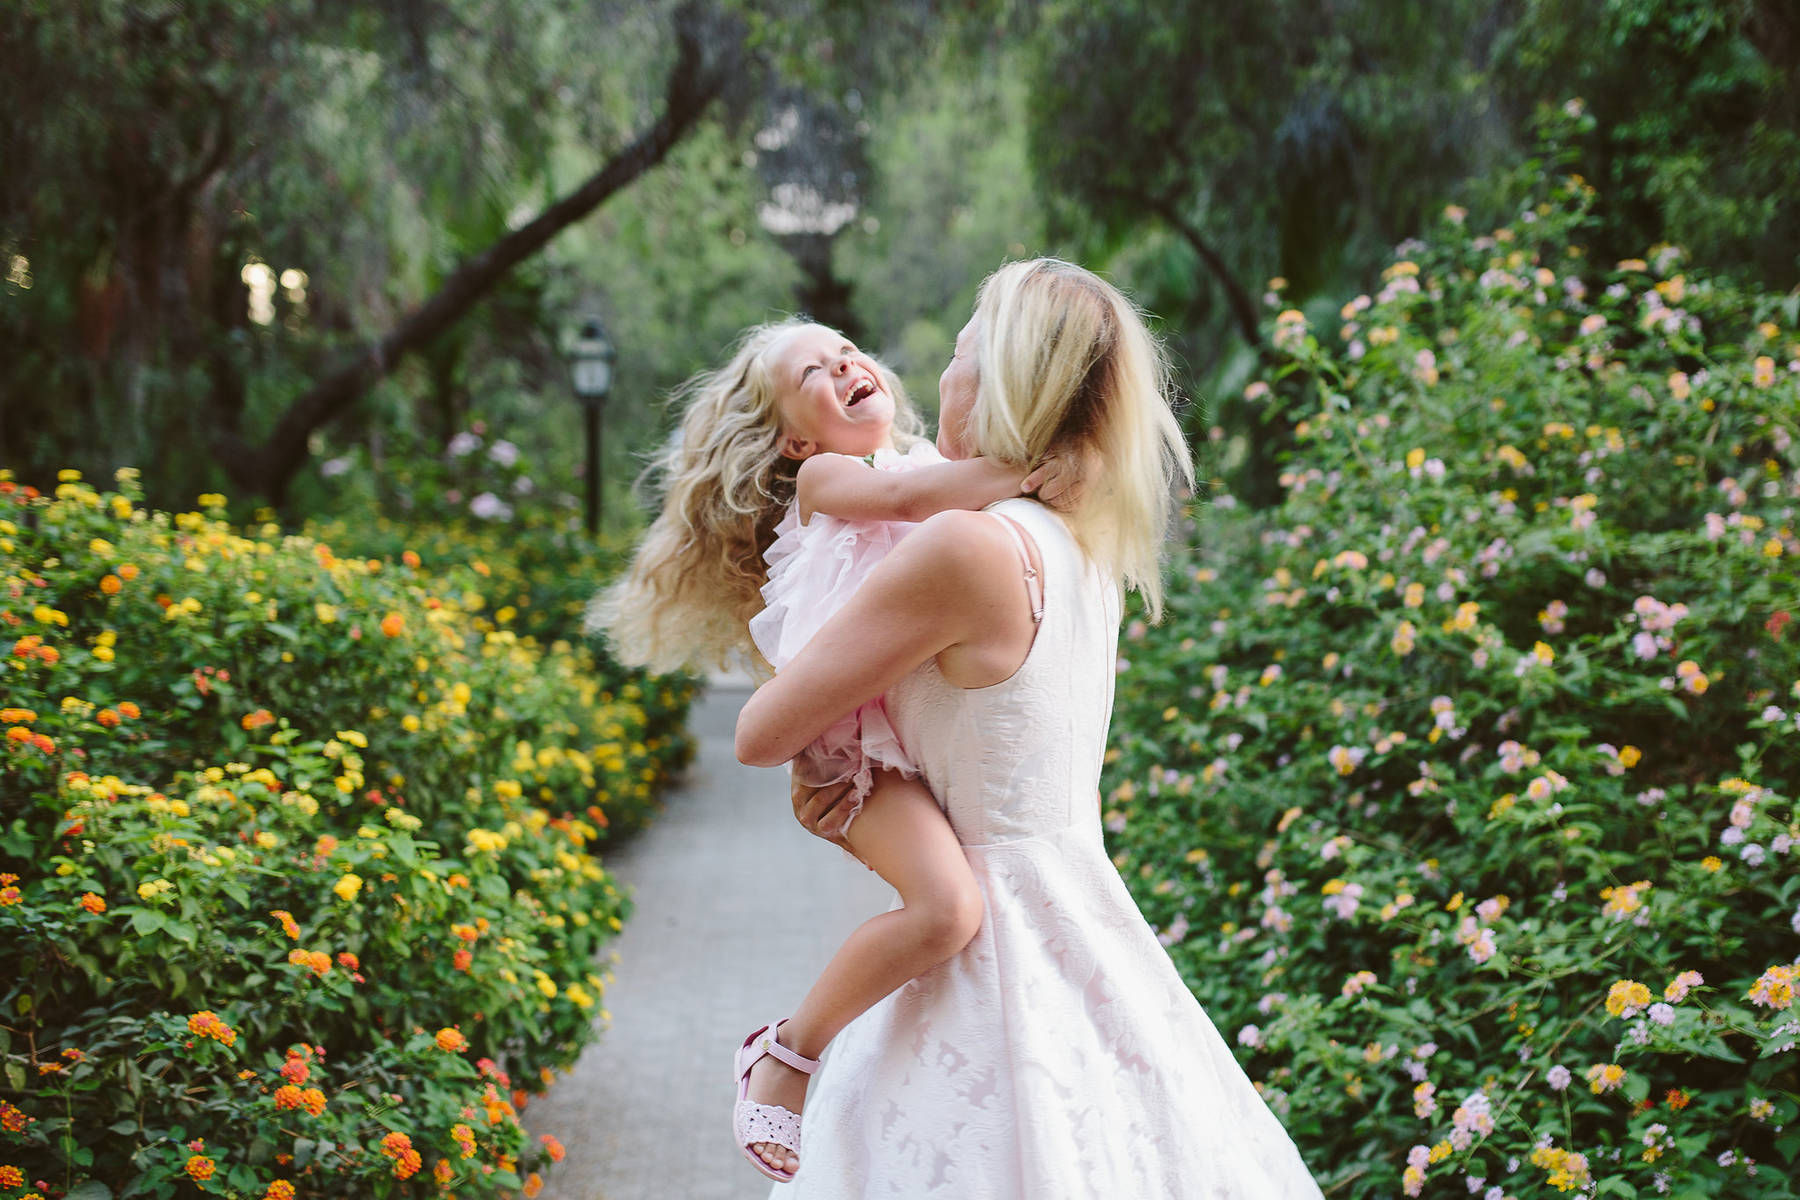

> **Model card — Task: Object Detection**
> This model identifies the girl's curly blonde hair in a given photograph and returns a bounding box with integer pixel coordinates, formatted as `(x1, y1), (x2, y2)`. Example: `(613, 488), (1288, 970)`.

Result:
(589, 319), (923, 674)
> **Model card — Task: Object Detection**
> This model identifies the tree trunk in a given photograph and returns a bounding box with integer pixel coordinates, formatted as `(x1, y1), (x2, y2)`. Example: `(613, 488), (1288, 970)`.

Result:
(1146, 195), (1270, 358)
(1146, 194), (1291, 509)
(213, 15), (738, 506)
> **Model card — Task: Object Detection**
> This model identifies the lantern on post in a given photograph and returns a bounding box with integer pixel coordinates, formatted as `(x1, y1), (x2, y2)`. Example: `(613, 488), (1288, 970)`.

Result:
(567, 317), (615, 537)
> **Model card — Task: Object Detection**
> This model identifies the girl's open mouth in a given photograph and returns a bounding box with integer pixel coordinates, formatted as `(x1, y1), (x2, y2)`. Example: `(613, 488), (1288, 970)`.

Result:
(845, 379), (877, 407)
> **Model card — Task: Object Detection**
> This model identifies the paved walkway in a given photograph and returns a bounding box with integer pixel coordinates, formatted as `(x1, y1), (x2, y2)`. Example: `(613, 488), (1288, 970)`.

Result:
(524, 683), (894, 1200)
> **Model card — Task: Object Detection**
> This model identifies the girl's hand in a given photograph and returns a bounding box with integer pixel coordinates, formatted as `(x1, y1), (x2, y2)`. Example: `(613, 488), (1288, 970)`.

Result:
(792, 776), (862, 858)
(1022, 444), (1099, 512)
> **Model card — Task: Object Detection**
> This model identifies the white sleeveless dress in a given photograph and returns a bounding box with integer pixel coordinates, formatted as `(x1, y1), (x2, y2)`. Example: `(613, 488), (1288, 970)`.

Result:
(772, 499), (1323, 1199)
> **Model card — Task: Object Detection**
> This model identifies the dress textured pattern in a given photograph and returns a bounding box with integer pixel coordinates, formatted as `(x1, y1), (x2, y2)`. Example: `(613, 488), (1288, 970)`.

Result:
(772, 498), (1324, 1199)
(749, 443), (946, 824)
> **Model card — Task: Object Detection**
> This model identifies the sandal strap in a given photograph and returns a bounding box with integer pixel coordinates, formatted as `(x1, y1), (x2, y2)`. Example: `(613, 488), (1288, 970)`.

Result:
(736, 1098), (803, 1153)
(748, 1018), (819, 1075)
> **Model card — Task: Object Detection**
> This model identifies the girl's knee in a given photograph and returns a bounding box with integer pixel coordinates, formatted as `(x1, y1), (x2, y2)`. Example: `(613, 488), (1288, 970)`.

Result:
(917, 879), (983, 956)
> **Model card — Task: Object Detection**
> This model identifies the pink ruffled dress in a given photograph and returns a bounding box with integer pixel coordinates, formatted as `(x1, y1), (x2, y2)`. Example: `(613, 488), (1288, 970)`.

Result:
(747, 442), (946, 830)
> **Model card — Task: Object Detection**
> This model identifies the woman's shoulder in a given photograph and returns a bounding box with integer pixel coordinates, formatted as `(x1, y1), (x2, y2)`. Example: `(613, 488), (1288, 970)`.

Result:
(883, 507), (1025, 589)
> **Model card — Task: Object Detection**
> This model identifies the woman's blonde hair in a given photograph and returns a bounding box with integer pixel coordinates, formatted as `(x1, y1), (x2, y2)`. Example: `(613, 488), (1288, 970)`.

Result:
(590, 318), (922, 673)
(969, 258), (1193, 621)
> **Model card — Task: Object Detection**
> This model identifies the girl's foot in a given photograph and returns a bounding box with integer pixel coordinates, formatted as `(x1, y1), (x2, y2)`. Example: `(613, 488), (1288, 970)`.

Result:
(745, 1043), (810, 1174)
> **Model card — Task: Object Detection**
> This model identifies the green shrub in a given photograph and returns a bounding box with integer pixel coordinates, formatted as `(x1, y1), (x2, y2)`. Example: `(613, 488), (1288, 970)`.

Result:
(1105, 175), (1799, 1199)
(0, 472), (694, 1198)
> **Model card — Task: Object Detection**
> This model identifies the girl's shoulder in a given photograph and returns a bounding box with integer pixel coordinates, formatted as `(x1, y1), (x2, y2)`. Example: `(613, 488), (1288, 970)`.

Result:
(870, 440), (947, 473)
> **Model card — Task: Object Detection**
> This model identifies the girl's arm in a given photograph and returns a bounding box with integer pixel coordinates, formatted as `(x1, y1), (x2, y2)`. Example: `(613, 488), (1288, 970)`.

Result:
(795, 453), (1024, 524)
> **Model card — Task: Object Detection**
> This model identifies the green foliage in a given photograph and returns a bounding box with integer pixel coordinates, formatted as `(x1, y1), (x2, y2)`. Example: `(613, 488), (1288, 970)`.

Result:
(0, 470), (694, 1196)
(1493, 0), (1800, 284)
(1104, 176), (1800, 1197)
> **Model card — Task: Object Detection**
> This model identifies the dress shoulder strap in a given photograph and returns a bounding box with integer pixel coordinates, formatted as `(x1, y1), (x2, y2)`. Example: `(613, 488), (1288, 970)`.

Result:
(989, 511), (1045, 625)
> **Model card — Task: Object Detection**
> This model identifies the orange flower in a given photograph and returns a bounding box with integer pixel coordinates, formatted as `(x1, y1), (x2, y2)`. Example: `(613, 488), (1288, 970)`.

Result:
(0, 1100), (28, 1132)
(380, 613), (404, 638)
(99, 574), (122, 595)
(402, 550), (421, 569)
(435, 1027), (468, 1053)
(287, 948), (331, 977)
(185, 1154), (215, 1182)
(315, 834), (339, 856)
(270, 910), (301, 940)
(186, 1011), (237, 1047)
(299, 1087), (326, 1116)
(117, 563), (139, 581)
(523, 1172), (544, 1198)
(451, 1123), (477, 1158)
(38, 645), (59, 665)
(379, 1130), (423, 1179)
(0, 886), (20, 908)
(434, 1158), (454, 1184)
(5, 727), (30, 744)
(540, 1134), (566, 1163)
(0, 708), (34, 723)
(1666, 1089), (1691, 1110)
(453, 948), (473, 972)
(96, 708), (120, 728)
(241, 709), (275, 731)
(0, 1165), (23, 1188)
(78, 892), (105, 914)
(29, 733), (55, 754)
(336, 951), (359, 971)
(117, 700), (140, 719)
(280, 1054), (309, 1085)
(273, 1084), (304, 1111)
(263, 1181), (296, 1200)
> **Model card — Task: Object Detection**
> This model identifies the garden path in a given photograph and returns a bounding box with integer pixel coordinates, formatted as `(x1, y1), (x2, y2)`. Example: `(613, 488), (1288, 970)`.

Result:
(523, 679), (894, 1200)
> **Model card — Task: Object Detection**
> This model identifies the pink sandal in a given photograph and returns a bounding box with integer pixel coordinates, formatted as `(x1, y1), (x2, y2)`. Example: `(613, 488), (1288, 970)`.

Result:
(733, 1018), (820, 1182)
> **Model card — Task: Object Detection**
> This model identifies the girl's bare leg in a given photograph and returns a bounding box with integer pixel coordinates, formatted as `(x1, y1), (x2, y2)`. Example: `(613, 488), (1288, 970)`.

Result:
(745, 768), (982, 1174)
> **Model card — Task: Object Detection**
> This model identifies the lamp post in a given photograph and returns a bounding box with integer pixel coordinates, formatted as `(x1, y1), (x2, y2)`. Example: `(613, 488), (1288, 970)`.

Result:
(568, 317), (615, 537)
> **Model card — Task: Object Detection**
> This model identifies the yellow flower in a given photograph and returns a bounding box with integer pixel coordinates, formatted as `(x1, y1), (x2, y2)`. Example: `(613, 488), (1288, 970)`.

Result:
(1618, 745), (1641, 768)
(1391, 620), (1416, 656)
(535, 972), (558, 999)
(333, 874), (363, 902)
(314, 603), (339, 624)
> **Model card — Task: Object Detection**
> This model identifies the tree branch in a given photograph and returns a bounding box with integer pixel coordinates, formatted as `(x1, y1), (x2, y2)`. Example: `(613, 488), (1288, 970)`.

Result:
(214, 13), (738, 504)
(1144, 192), (1270, 356)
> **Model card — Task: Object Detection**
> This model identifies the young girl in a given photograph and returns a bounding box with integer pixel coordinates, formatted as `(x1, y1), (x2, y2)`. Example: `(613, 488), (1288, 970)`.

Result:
(591, 318), (1057, 1182)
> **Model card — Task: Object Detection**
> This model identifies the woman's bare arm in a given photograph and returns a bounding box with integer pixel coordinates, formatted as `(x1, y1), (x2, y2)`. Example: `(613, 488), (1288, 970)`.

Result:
(736, 509), (1027, 766)
(795, 453), (1024, 524)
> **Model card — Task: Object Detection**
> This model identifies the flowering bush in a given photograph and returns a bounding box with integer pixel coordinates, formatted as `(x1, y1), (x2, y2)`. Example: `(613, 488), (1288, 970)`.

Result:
(0, 474), (693, 1196)
(1106, 175), (1799, 1198)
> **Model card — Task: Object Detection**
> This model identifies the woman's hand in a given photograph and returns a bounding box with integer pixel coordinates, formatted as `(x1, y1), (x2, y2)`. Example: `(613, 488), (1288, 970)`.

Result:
(792, 775), (860, 854)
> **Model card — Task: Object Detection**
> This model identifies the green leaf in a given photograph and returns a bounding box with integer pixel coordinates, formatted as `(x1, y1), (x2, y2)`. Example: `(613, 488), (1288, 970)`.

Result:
(129, 908), (167, 936)
(64, 1183), (113, 1200)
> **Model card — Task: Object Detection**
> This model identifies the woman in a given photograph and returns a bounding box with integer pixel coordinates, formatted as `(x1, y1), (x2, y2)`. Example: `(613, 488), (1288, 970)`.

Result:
(736, 258), (1324, 1197)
